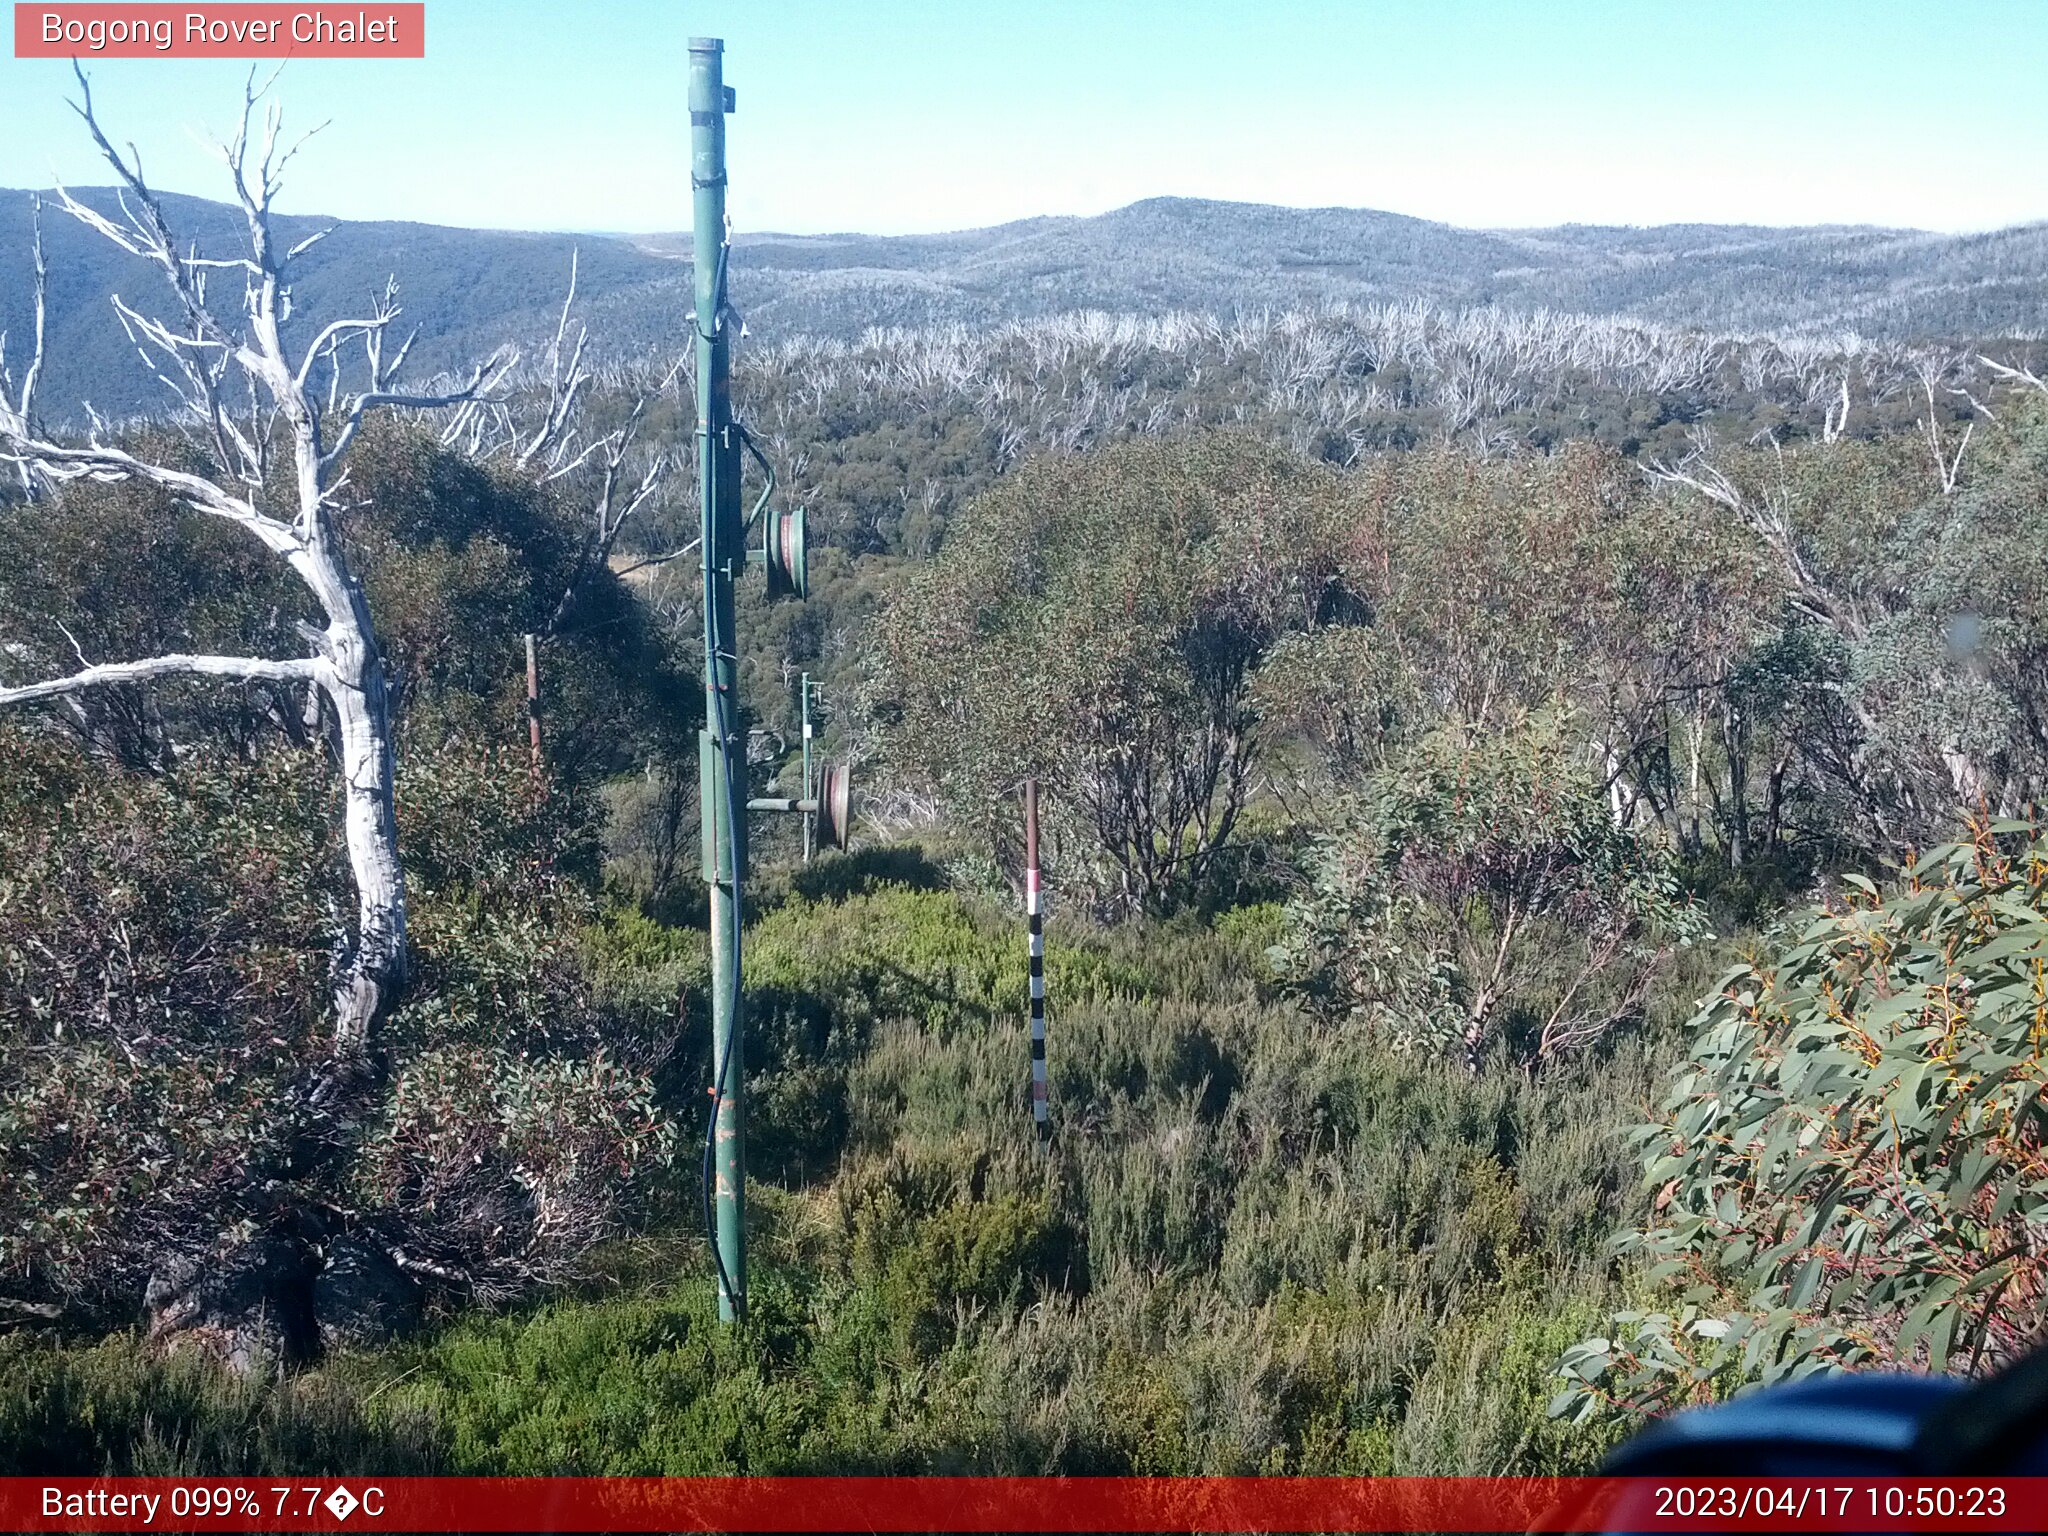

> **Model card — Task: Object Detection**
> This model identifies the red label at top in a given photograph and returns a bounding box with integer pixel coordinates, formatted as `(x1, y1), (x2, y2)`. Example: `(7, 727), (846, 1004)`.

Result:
(14, 4), (425, 57)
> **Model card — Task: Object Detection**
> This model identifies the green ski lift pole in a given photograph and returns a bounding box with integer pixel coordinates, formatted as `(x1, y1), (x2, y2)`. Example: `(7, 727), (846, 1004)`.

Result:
(690, 37), (851, 1324)
(690, 35), (746, 1324)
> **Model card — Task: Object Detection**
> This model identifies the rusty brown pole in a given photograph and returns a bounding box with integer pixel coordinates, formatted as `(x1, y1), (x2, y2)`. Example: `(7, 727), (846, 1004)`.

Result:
(524, 633), (542, 778)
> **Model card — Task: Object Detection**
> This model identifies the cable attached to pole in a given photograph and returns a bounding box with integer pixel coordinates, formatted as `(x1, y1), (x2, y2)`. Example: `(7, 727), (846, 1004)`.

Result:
(690, 35), (747, 1325)
(701, 648), (744, 1320)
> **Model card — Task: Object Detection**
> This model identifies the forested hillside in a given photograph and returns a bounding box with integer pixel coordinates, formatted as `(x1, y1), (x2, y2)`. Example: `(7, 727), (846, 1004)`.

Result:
(699, 200), (2048, 344)
(5, 186), (2046, 420)
(4, 100), (2048, 1481)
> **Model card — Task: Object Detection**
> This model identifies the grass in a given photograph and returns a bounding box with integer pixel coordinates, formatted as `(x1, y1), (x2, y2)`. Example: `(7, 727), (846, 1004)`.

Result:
(0, 854), (1693, 1477)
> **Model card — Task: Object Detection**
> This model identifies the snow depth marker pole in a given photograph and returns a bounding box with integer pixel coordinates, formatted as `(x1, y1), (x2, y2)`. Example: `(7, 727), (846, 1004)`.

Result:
(800, 672), (816, 864)
(1026, 779), (1049, 1148)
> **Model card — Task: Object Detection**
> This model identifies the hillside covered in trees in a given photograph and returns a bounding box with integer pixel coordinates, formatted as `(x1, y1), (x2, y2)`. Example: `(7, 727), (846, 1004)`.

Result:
(3, 87), (2048, 1482)
(5, 184), (2047, 421)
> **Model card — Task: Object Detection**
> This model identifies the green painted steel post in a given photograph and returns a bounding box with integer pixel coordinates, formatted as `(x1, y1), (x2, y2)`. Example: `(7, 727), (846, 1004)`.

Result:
(690, 35), (746, 1324)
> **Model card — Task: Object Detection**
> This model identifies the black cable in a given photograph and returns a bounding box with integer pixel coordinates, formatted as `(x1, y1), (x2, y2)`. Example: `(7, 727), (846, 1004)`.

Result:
(700, 624), (745, 1318)
(704, 678), (745, 1320)
(699, 233), (745, 1322)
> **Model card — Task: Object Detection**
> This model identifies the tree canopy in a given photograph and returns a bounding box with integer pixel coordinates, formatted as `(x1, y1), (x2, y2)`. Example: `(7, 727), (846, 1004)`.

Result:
(880, 431), (1368, 915)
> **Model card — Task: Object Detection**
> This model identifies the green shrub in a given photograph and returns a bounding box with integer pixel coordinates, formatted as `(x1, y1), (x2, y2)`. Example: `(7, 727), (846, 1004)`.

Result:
(3, 824), (1668, 1477)
(846, 1180), (1081, 1359)
(1273, 713), (1705, 1070)
(740, 886), (1155, 1180)
(1211, 900), (1287, 960)
(1558, 821), (2048, 1423)
(376, 1279), (821, 1474)
(0, 729), (674, 1323)
(880, 433), (1365, 917)
(0, 731), (338, 1310)
(748, 886), (1156, 1040)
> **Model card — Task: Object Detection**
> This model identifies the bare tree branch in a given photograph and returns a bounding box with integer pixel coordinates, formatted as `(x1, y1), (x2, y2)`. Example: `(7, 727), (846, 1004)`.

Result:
(1979, 354), (2048, 395)
(1920, 368), (1972, 496)
(1643, 435), (1859, 639)
(540, 385), (673, 635)
(0, 438), (300, 549)
(0, 70), (520, 1052)
(319, 348), (512, 474)
(293, 312), (398, 393)
(0, 652), (322, 708)
(0, 198), (48, 496)
(611, 537), (701, 579)
(516, 251), (590, 470)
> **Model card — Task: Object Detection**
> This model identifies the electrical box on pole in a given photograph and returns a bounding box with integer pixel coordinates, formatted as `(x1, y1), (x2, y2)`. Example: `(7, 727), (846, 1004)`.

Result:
(689, 36), (855, 1325)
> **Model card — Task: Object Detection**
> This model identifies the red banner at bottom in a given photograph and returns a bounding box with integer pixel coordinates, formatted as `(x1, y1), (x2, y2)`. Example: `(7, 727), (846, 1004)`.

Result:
(3, 1475), (2044, 1532)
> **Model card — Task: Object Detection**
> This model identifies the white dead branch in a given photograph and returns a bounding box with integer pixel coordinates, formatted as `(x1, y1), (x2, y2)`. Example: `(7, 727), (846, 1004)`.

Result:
(0, 66), (513, 1052)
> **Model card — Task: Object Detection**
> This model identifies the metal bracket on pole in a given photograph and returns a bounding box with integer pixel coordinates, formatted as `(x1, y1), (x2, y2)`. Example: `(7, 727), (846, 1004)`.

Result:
(746, 759), (853, 851)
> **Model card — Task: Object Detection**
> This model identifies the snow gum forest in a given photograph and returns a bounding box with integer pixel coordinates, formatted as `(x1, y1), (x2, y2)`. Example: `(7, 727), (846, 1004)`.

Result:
(3, 83), (2048, 1478)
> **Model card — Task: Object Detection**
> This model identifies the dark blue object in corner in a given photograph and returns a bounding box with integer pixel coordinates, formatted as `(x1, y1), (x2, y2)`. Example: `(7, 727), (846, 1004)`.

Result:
(1605, 1373), (1967, 1477)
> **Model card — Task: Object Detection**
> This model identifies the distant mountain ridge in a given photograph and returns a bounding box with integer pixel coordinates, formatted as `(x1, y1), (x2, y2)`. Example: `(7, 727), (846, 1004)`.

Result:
(706, 198), (2048, 342)
(2, 190), (2043, 421)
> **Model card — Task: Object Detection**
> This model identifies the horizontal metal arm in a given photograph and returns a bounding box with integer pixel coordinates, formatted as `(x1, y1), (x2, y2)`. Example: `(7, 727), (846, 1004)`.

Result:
(745, 796), (819, 815)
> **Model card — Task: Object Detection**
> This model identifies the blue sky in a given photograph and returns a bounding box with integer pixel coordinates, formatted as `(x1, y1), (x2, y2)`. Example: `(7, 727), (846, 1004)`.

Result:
(0, 0), (2042, 236)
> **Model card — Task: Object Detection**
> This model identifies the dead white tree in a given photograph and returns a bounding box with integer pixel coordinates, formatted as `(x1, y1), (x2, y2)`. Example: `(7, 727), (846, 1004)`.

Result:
(0, 68), (510, 1053)
(1821, 375), (1851, 444)
(537, 378), (679, 633)
(436, 265), (686, 630)
(1918, 359), (1973, 496)
(1644, 432), (1995, 818)
(0, 195), (48, 496)
(1644, 434), (1864, 641)
(1980, 353), (2048, 400)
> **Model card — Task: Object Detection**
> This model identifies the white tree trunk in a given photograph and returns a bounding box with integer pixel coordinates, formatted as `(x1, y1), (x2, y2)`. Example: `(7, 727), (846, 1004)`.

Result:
(0, 72), (505, 1056)
(327, 643), (406, 1052)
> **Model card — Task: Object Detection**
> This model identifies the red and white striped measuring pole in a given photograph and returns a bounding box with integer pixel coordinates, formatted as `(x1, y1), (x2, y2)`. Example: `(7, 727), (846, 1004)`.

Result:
(1025, 779), (1049, 1148)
